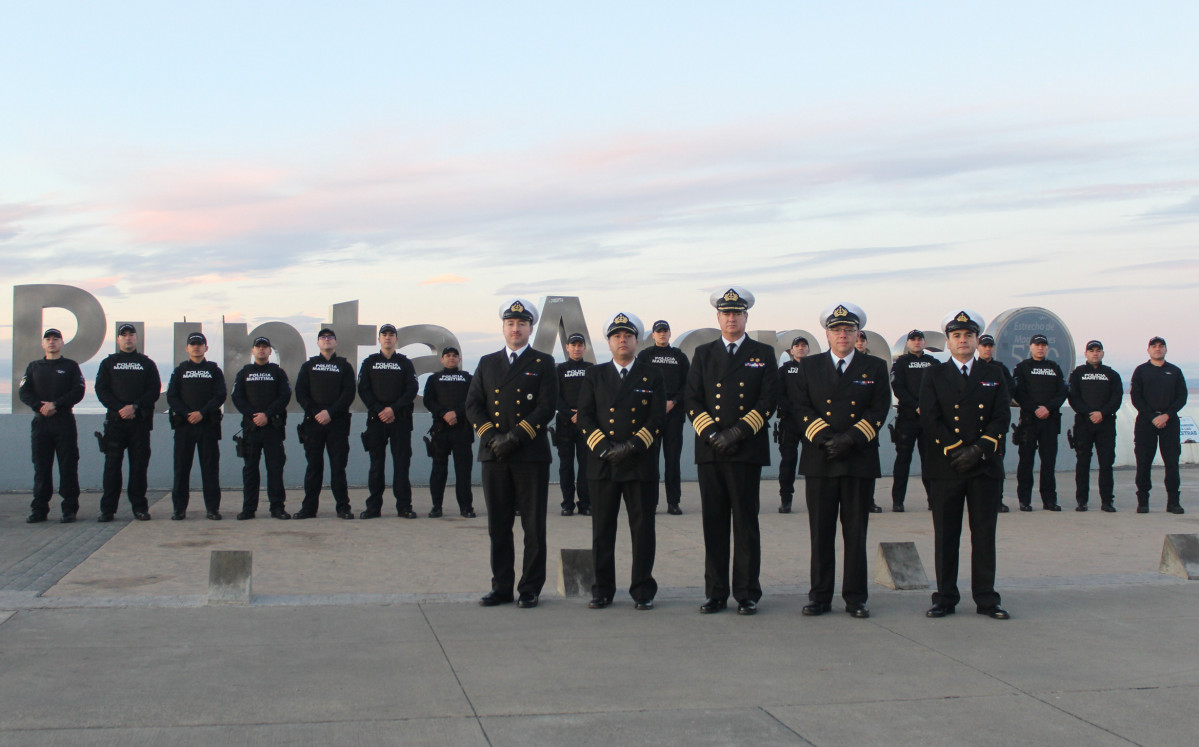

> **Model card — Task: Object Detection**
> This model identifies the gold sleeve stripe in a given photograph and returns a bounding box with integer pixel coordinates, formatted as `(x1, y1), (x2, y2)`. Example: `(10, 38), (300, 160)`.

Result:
(743, 410), (765, 433)
(586, 431), (606, 451)
(518, 420), (537, 439)
(854, 420), (877, 441)
(636, 427), (654, 448)
(981, 435), (999, 450)
(805, 419), (829, 442)
(692, 413), (715, 435)
(943, 440), (963, 456)
(476, 423), (494, 437)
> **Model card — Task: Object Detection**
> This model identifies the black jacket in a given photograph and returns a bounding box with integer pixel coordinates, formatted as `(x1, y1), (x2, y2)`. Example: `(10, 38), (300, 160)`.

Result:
(556, 359), (593, 429)
(577, 361), (666, 481)
(685, 337), (778, 465)
(1067, 363), (1123, 421)
(232, 362), (292, 419)
(358, 351), (418, 429)
(920, 359), (1011, 480)
(166, 359), (226, 422)
(790, 351), (890, 478)
(1013, 358), (1067, 416)
(890, 352), (938, 417)
(95, 351), (161, 420)
(776, 359), (802, 434)
(466, 347), (558, 463)
(423, 367), (473, 434)
(295, 354), (356, 417)
(19, 357), (86, 416)
(1130, 361), (1188, 420)
(636, 345), (690, 407)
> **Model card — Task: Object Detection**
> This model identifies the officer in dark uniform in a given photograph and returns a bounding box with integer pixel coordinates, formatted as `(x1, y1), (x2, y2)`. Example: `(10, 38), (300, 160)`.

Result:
(977, 334), (1014, 513)
(358, 323), (419, 519)
(1130, 336), (1188, 513)
(165, 332), (226, 520)
(19, 328), (86, 524)
(555, 333), (593, 516)
(94, 324), (160, 522)
(1012, 334), (1068, 511)
(294, 328), (357, 519)
(890, 330), (936, 512)
(231, 336), (292, 520)
(636, 320), (690, 515)
(423, 347), (475, 518)
(685, 287), (777, 615)
(578, 312), (665, 610)
(1067, 340), (1123, 512)
(466, 298), (558, 608)
(921, 310), (1011, 620)
(790, 304), (890, 618)
(775, 336), (808, 513)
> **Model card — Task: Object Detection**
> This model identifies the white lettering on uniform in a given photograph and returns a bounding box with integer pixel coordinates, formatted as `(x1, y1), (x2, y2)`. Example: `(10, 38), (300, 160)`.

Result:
(1029, 368), (1057, 376)
(563, 369), (587, 378)
(649, 356), (678, 365)
(113, 362), (144, 371)
(246, 372), (276, 382)
(373, 362), (404, 370)
(312, 364), (341, 372)
(1080, 373), (1110, 381)
(439, 374), (467, 382)
(182, 370), (213, 379)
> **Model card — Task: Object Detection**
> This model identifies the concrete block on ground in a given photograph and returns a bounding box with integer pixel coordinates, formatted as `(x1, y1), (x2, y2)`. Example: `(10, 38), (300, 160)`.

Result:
(1159, 534), (1199, 580)
(208, 550), (252, 604)
(556, 548), (594, 597)
(874, 541), (929, 590)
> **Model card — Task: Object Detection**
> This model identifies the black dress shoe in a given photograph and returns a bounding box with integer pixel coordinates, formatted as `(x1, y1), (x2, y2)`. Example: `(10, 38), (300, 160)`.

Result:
(1101, 503), (1116, 513)
(428, 508), (443, 518)
(667, 505), (683, 515)
(1167, 504), (1186, 514)
(778, 504), (791, 514)
(97, 512), (115, 523)
(977, 606), (1011, 619)
(847, 605), (870, 618)
(699, 598), (727, 614)
(1136, 505), (1149, 514)
(336, 509), (355, 520)
(479, 591), (514, 607)
(461, 510), (477, 518)
(133, 512), (151, 521)
(236, 511), (255, 520)
(635, 600), (654, 611)
(588, 596), (612, 609)
(578, 507), (591, 516)
(60, 513), (77, 524)
(892, 504), (905, 512)
(171, 512), (186, 520)
(1019, 504), (1033, 512)
(517, 593), (539, 608)
(292, 511), (315, 520)
(737, 600), (758, 615)
(561, 507), (574, 516)
(1044, 504), (1062, 512)
(359, 510), (381, 519)
(801, 602), (831, 616)
(869, 505), (883, 514)
(206, 511), (222, 520)
(270, 511), (291, 520)
(926, 604), (956, 618)
(398, 509), (418, 519)
(998, 503), (1010, 513)
(1076, 505), (1088, 512)
(26, 514), (48, 524)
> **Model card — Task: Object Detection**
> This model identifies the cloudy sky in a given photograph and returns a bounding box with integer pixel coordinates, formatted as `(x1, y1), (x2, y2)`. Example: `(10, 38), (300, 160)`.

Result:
(4, 2), (1198, 404)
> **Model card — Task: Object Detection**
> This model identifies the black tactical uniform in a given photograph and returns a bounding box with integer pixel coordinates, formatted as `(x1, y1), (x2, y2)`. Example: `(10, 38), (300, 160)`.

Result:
(294, 351), (357, 517)
(231, 359), (292, 517)
(1066, 351), (1122, 510)
(636, 341), (689, 510)
(556, 356), (593, 514)
(19, 345), (86, 522)
(423, 366), (475, 515)
(775, 358), (802, 510)
(166, 357), (227, 516)
(1012, 350), (1067, 509)
(889, 348), (937, 510)
(1130, 350), (1188, 512)
(358, 349), (419, 517)
(95, 346), (161, 518)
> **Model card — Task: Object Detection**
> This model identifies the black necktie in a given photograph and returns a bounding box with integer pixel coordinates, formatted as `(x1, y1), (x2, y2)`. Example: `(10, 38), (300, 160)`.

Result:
(727, 343), (736, 359)
(510, 352), (517, 365)
(837, 358), (845, 376)
(961, 364), (969, 377)
(619, 367), (627, 380)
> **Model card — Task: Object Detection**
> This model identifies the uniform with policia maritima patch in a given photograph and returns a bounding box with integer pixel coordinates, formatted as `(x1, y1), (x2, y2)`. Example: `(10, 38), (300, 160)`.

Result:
(1012, 334), (1068, 511)
(889, 329), (937, 511)
(635, 320), (690, 513)
(685, 287), (777, 615)
(231, 336), (292, 519)
(555, 334), (593, 515)
(358, 323), (420, 518)
(18, 328), (86, 523)
(466, 298), (558, 608)
(774, 339), (804, 512)
(294, 329), (357, 519)
(165, 332), (227, 519)
(577, 312), (666, 610)
(94, 323), (161, 521)
(422, 348), (475, 517)
(1066, 340), (1122, 512)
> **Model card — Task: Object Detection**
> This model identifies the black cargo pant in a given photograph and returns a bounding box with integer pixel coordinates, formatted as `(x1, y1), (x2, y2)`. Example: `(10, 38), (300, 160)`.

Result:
(30, 415), (80, 518)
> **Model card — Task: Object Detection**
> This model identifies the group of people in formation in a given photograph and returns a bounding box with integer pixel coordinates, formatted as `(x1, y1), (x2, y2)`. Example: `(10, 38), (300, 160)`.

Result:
(19, 288), (1187, 619)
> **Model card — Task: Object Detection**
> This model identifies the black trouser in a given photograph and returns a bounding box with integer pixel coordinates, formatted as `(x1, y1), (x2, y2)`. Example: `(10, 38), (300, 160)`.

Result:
(300, 416), (351, 515)
(697, 461), (762, 604)
(1074, 417), (1116, 506)
(430, 428), (474, 512)
(1134, 417), (1182, 508)
(555, 424), (590, 510)
(241, 425), (287, 514)
(891, 414), (930, 506)
(805, 475), (870, 607)
(482, 460), (549, 597)
(365, 418), (413, 514)
(30, 415), (80, 518)
(777, 428), (800, 502)
(99, 417), (152, 515)
(1016, 416), (1060, 506)
(929, 474), (1001, 610)
(590, 478), (658, 602)
(658, 407), (685, 507)
(172, 421), (221, 514)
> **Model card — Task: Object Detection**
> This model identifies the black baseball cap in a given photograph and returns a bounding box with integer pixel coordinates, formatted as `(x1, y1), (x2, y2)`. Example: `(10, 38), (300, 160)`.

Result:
(978, 334), (996, 346)
(117, 323), (137, 336)
(652, 320), (670, 333)
(186, 332), (207, 345)
(43, 328), (63, 339)
(441, 346), (460, 356)
(858, 331), (868, 341)
(252, 336), (271, 347)
(907, 329), (924, 340)
(791, 336), (808, 347)
(379, 324), (397, 335)
(1149, 336), (1166, 346)
(1030, 334), (1049, 345)
(1085, 340), (1103, 351)
(317, 328), (337, 339)
(566, 333), (585, 344)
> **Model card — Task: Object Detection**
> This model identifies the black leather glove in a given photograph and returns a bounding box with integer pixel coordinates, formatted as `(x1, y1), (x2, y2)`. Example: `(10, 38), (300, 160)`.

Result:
(490, 431), (520, 460)
(823, 432), (855, 460)
(603, 441), (634, 464)
(950, 444), (984, 474)
(710, 429), (741, 457)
